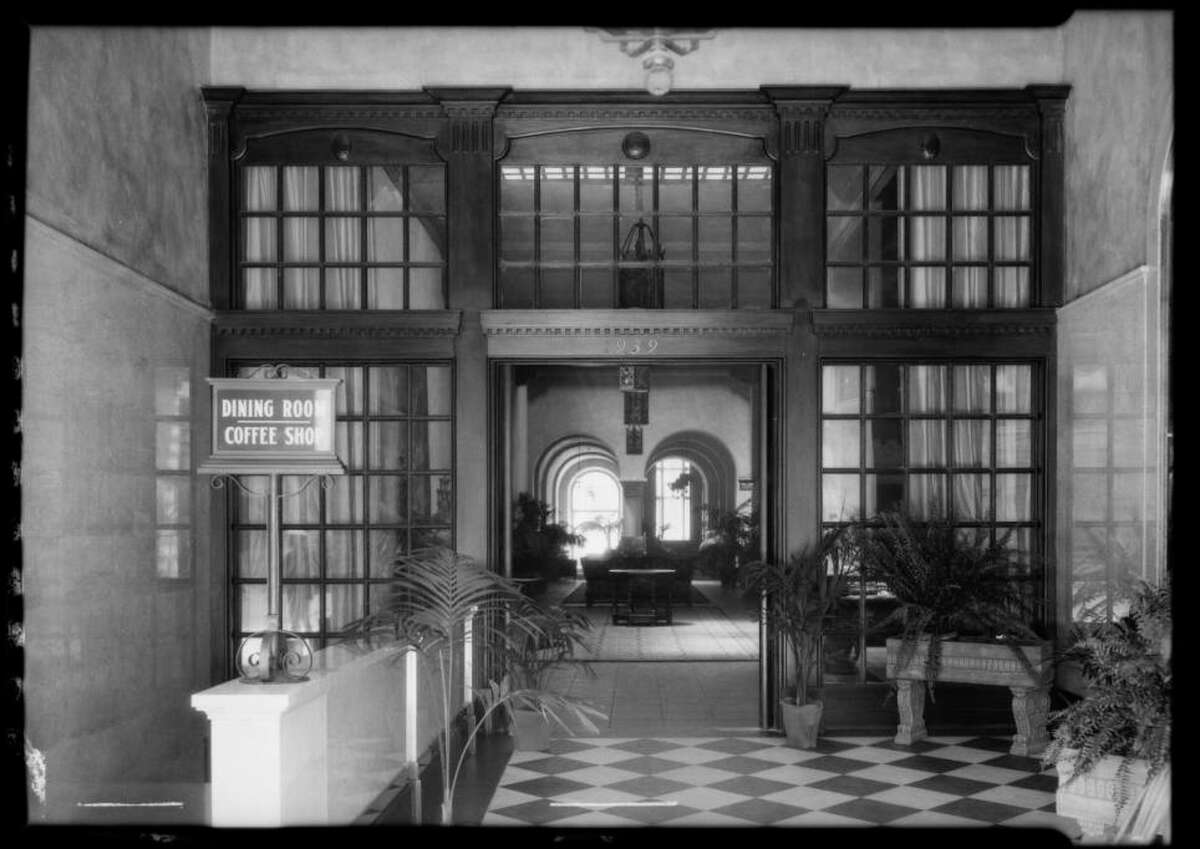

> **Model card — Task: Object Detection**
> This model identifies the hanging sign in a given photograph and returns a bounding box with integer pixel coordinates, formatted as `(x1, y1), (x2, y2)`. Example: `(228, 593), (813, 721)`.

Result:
(198, 377), (345, 475)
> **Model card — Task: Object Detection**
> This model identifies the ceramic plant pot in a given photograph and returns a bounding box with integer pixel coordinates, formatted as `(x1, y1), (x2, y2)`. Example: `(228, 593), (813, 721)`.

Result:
(779, 698), (823, 749)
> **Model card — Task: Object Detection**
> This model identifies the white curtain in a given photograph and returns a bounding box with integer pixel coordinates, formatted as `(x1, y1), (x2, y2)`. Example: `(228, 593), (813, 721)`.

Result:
(994, 166), (1031, 307)
(243, 167), (277, 308)
(907, 166), (947, 308)
(325, 167), (361, 308)
(282, 167), (320, 309)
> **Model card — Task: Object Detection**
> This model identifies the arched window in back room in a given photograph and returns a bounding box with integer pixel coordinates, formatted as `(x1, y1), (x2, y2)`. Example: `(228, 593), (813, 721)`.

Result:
(568, 468), (622, 557)
(652, 456), (702, 542)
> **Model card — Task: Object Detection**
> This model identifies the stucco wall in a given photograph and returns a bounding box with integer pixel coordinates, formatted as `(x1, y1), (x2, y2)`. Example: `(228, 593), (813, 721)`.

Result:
(26, 27), (210, 303)
(23, 26), (213, 820)
(1062, 11), (1172, 301)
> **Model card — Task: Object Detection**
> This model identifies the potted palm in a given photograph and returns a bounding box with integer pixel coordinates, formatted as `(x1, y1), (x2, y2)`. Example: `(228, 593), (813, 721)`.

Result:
(739, 526), (854, 748)
(346, 546), (605, 824)
(854, 510), (1052, 754)
(1042, 576), (1170, 842)
(513, 493), (585, 581)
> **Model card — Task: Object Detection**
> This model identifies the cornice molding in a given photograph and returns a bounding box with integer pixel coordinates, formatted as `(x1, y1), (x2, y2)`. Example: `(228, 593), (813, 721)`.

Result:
(811, 309), (1056, 338)
(214, 310), (463, 337)
(497, 106), (773, 123)
(480, 309), (795, 337)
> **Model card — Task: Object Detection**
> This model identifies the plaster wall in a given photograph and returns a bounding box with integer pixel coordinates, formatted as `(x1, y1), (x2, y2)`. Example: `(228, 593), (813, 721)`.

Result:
(1061, 11), (1172, 301)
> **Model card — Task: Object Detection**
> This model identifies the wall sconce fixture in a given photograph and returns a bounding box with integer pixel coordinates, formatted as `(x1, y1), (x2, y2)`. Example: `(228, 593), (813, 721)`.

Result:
(589, 28), (716, 96)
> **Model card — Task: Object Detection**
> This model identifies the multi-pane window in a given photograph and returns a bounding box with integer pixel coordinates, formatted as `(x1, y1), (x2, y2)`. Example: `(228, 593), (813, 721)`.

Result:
(826, 164), (1034, 308)
(653, 457), (695, 541)
(498, 164), (773, 309)
(568, 468), (622, 557)
(239, 165), (446, 310)
(230, 362), (454, 658)
(155, 367), (192, 579)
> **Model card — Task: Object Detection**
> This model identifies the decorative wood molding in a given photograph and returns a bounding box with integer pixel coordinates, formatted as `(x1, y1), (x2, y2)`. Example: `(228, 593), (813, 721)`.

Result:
(480, 309), (796, 337)
(811, 309), (1056, 338)
(426, 88), (508, 157)
(498, 106), (773, 122)
(762, 87), (847, 159)
(214, 311), (463, 337)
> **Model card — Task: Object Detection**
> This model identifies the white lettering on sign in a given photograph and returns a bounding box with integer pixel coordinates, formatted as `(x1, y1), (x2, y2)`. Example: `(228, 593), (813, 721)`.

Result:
(221, 398), (276, 418)
(223, 425), (280, 446)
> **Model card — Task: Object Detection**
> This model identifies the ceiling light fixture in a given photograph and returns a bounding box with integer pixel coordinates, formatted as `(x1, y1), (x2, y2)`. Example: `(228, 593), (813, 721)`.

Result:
(589, 27), (716, 96)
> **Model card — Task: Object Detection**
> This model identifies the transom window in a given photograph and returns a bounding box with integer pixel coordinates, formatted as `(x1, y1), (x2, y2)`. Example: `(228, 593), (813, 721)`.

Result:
(653, 457), (696, 541)
(238, 165), (446, 310)
(229, 362), (453, 660)
(826, 164), (1033, 309)
(498, 164), (774, 309)
(568, 468), (622, 557)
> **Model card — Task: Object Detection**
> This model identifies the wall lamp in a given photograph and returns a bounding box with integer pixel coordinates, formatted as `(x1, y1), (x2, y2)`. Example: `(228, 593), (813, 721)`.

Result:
(589, 27), (716, 96)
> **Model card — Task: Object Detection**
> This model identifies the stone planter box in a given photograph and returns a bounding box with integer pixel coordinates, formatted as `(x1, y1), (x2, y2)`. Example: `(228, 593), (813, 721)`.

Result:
(1054, 749), (1151, 843)
(886, 636), (1053, 756)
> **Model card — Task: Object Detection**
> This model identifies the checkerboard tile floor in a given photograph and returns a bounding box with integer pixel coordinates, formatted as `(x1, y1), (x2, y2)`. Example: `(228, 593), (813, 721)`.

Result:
(483, 734), (1079, 834)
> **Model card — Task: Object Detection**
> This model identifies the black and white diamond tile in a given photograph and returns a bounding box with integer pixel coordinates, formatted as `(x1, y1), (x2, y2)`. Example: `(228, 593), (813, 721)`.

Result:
(484, 734), (1080, 834)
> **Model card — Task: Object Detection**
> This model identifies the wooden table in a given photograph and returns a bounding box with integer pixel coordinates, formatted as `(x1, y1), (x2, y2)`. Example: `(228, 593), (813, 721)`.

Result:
(609, 569), (674, 625)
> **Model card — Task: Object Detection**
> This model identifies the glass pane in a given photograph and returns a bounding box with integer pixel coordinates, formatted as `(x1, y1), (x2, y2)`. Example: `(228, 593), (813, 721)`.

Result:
(1072, 420), (1107, 467)
(866, 419), (904, 468)
(909, 216), (945, 260)
(501, 217), (535, 262)
(995, 267), (1030, 307)
(327, 367), (363, 415)
(156, 529), (189, 579)
(235, 476), (268, 523)
(365, 267), (405, 309)
(244, 166), (277, 211)
(996, 365), (1033, 413)
(952, 217), (988, 261)
(367, 166), (405, 212)
(324, 268), (361, 308)
(411, 421), (453, 471)
(243, 268), (276, 309)
(418, 367), (452, 416)
(866, 474), (906, 515)
(370, 422), (409, 470)
(1071, 472), (1108, 522)
(698, 171), (731, 211)
(412, 527), (452, 549)
(369, 476), (407, 523)
(737, 216), (771, 263)
(1112, 418), (1142, 467)
(370, 530), (405, 577)
(325, 585), (363, 631)
(699, 269), (732, 308)
(283, 585), (320, 632)
(827, 165), (863, 210)
(156, 477), (190, 524)
(618, 165), (652, 212)
(369, 366), (409, 415)
(907, 474), (946, 519)
(738, 168), (772, 212)
(993, 165), (1030, 210)
(656, 216), (692, 262)
(826, 267), (862, 308)
(822, 474), (861, 522)
(867, 266), (903, 308)
(953, 420), (991, 467)
(327, 475), (364, 523)
(282, 530), (320, 578)
(283, 268), (320, 309)
(822, 365), (860, 414)
(540, 269), (575, 308)
(738, 268), (772, 308)
(540, 217), (574, 262)
(868, 166), (903, 211)
(282, 166), (319, 211)
(281, 475), (320, 523)
(368, 218), (405, 262)
(996, 474), (1032, 521)
(1111, 472), (1143, 522)
(409, 165), (444, 214)
(698, 218), (732, 262)
(155, 422), (190, 471)
(822, 420), (861, 468)
(244, 217), (276, 262)
(908, 267), (946, 308)
(867, 216), (902, 262)
(326, 218), (361, 261)
(995, 217), (1031, 260)
(953, 474), (991, 521)
(580, 216), (613, 261)
(952, 267), (988, 308)
(906, 420), (945, 467)
(580, 166), (613, 211)
(952, 365), (992, 413)
(408, 266), (443, 309)
(662, 268), (692, 308)
(827, 216), (863, 262)
(865, 365), (903, 414)
(952, 166), (989, 210)
(325, 167), (360, 211)
(237, 530), (267, 578)
(540, 165), (575, 210)
(336, 422), (365, 471)
(500, 169), (534, 212)
(239, 584), (268, 632)
(907, 366), (947, 413)
(283, 217), (319, 261)
(412, 475), (453, 523)
(582, 268), (615, 308)
(910, 166), (946, 210)
(997, 420), (1033, 467)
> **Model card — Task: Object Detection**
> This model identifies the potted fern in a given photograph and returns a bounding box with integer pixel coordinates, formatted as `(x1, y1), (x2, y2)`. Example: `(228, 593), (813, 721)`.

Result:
(739, 527), (854, 748)
(347, 546), (605, 824)
(513, 493), (585, 581)
(854, 510), (1052, 754)
(1042, 576), (1170, 842)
